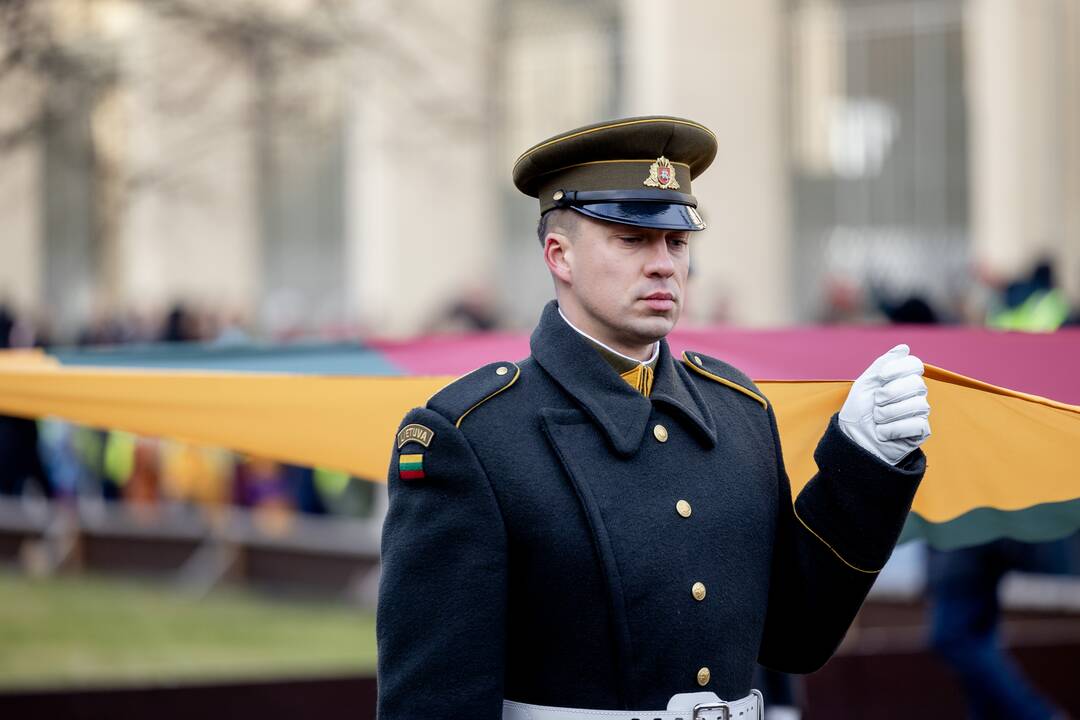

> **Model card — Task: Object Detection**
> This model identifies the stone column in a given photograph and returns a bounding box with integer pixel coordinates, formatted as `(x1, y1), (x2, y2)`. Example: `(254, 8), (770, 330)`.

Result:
(1062, 0), (1080, 305)
(967, 0), (1080, 304)
(345, 0), (500, 336)
(622, 0), (792, 326)
(0, 98), (41, 316)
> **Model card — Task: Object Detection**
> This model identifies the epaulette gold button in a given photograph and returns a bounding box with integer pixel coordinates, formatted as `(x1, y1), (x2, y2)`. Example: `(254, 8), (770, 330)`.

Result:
(496, 366), (509, 376)
(694, 355), (703, 366)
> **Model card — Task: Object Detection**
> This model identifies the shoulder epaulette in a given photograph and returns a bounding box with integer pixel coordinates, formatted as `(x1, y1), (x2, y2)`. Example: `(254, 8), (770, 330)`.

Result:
(680, 350), (768, 410)
(427, 361), (521, 427)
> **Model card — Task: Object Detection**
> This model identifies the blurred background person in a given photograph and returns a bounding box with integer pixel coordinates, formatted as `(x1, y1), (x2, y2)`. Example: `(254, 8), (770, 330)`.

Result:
(0, 303), (52, 501)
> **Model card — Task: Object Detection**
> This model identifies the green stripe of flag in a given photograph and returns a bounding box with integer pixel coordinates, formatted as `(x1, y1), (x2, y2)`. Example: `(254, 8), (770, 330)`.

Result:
(899, 496), (1080, 550)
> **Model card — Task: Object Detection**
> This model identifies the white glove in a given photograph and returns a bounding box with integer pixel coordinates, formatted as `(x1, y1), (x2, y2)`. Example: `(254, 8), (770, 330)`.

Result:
(838, 344), (931, 465)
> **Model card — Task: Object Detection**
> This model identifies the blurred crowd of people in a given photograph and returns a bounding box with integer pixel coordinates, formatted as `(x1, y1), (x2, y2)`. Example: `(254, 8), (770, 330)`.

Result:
(11, 423), (377, 524)
(0, 302), (377, 529)
(822, 260), (1079, 329)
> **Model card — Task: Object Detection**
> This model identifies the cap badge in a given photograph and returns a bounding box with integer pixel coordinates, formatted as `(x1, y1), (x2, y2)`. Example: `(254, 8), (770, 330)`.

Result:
(644, 156), (680, 190)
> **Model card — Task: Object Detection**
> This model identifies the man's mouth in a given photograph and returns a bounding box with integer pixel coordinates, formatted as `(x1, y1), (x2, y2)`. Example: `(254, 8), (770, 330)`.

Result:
(641, 292), (676, 311)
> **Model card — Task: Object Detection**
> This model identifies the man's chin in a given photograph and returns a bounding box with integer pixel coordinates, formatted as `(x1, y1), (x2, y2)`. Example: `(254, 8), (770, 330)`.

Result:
(626, 313), (678, 342)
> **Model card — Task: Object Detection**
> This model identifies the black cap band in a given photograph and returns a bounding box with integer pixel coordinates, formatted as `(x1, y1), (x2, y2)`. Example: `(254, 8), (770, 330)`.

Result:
(552, 188), (699, 208)
(550, 188), (706, 231)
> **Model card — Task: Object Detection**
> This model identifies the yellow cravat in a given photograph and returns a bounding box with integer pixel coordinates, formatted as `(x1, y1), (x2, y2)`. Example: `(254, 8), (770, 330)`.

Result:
(556, 308), (658, 398)
(619, 364), (654, 397)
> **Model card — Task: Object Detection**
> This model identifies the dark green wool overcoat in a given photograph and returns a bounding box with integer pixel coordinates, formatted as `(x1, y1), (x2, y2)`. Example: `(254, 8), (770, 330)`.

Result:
(377, 300), (924, 719)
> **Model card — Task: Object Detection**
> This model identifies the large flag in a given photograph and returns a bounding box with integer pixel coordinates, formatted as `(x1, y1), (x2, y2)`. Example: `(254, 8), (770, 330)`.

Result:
(1, 327), (1077, 550)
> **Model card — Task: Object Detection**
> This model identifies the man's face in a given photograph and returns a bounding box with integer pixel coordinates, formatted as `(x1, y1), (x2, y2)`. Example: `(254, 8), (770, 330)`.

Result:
(554, 213), (691, 354)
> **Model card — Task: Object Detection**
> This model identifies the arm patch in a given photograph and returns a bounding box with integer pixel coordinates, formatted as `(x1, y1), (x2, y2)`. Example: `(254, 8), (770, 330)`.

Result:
(681, 350), (768, 410)
(427, 361), (521, 427)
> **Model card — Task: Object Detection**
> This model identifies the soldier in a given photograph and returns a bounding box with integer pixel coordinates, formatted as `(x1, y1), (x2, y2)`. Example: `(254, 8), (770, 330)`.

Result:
(377, 116), (931, 720)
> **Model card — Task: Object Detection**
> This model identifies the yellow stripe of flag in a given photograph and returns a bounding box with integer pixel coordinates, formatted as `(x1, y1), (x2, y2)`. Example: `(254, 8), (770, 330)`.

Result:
(0, 358), (1077, 525)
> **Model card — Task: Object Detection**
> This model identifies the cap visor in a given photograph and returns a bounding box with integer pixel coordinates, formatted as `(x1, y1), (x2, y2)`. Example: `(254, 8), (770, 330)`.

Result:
(572, 202), (706, 231)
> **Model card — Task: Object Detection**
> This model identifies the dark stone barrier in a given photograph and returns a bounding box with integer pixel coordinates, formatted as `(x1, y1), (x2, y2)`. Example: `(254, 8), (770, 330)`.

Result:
(0, 674), (378, 720)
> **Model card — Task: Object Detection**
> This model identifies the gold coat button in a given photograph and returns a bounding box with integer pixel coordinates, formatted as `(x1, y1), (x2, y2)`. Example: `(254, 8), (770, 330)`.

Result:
(676, 500), (692, 518)
(653, 424), (669, 443)
(496, 366), (509, 376)
(692, 582), (707, 601)
(694, 354), (704, 366)
(697, 667), (711, 686)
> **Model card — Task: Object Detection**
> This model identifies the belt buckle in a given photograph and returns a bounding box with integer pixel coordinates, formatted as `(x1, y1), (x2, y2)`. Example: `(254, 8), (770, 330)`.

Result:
(692, 701), (730, 720)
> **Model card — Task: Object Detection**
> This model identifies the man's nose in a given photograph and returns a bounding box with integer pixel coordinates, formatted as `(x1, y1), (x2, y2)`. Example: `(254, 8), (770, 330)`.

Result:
(644, 240), (676, 277)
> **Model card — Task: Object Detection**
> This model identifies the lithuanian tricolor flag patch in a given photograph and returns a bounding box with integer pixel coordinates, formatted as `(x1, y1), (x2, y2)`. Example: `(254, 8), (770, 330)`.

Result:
(398, 453), (425, 480)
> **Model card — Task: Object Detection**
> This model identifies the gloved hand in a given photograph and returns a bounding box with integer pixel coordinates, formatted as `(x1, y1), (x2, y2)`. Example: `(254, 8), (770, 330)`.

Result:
(838, 344), (930, 465)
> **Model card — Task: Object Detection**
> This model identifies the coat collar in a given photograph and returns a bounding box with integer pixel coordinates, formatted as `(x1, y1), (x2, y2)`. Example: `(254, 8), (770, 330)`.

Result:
(531, 301), (717, 456)
(558, 306), (660, 374)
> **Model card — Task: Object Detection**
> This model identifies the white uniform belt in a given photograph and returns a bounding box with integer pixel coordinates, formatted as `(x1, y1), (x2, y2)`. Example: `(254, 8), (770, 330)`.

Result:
(503, 690), (763, 720)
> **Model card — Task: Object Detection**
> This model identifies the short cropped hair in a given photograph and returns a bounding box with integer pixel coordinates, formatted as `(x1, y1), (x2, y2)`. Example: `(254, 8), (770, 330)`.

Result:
(536, 208), (579, 247)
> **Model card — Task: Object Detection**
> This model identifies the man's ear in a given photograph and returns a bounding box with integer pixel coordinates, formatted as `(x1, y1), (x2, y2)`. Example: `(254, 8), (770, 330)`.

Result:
(543, 233), (573, 285)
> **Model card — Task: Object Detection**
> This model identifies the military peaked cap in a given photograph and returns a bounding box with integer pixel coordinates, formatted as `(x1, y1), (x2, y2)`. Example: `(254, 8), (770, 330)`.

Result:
(513, 115), (718, 231)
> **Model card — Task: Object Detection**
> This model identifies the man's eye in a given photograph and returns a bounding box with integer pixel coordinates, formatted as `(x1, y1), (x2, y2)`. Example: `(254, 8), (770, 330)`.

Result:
(619, 235), (644, 244)
(668, 237), (689, 248)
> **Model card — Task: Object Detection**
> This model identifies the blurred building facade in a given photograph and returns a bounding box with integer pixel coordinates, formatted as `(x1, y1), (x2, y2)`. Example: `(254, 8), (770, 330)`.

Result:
(0, 0), (1078, 339)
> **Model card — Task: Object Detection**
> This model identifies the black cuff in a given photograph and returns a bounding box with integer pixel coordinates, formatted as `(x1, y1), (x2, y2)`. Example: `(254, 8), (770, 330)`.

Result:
(795, 414), (925, 571)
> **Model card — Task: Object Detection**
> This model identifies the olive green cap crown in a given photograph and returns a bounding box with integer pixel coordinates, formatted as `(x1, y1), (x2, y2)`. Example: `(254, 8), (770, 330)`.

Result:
(512, 116), (718, 230)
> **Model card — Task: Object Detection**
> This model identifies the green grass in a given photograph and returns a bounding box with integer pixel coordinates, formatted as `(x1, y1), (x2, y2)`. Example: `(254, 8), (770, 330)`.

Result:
(0, 570), (377, 689)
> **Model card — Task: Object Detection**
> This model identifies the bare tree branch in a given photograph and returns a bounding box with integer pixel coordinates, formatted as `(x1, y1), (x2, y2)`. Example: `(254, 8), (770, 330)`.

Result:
(0, 114), (41, 152)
